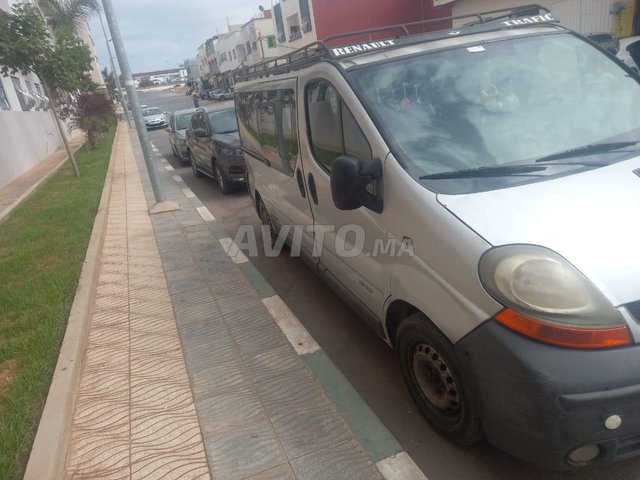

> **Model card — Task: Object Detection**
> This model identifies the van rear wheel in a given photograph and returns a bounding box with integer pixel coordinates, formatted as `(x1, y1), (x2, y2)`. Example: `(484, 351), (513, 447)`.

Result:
(258, 199), (278, 250)
(396, 313), (482, 446)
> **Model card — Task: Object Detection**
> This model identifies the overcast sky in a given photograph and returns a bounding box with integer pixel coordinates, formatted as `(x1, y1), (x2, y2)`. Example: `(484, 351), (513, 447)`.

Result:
(88, 0), (261, 74)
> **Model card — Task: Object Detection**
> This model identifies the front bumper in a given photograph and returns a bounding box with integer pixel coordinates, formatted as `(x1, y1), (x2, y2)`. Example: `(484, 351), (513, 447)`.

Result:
(218, 153), (247, 182)
(145, 121), (166, 129)
(455, 320), (640, 469)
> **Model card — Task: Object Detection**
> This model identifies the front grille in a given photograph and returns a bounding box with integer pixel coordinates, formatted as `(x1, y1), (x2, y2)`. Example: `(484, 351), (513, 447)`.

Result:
(229, 166), (246, 175)
(626, 301), (640, 324)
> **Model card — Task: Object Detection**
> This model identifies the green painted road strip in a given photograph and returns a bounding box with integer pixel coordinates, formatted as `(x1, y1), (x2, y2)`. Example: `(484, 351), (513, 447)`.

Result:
(304, 349), (402, 462)
(239, 262), (275, 299)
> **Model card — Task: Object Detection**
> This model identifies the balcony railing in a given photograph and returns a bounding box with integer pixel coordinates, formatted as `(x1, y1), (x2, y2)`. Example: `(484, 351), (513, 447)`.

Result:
(289, 30), (302, 41)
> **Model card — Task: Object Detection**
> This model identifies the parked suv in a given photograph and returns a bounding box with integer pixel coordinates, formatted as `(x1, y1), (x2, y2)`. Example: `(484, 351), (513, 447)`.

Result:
(166, 108), (196, 165)
(234, 6), (640, 470)
(186, 106), (246, 193)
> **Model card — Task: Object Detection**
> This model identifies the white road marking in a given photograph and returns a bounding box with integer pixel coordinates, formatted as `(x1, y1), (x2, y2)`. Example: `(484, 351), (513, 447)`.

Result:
(376, 452), (428, 480)
(182, 187), (196, 199)
(196, 206), (215, 222)
(262, 295), (320, 355)
(164, 165), (175, 171)
(173, 175), (184, 183)
(218, 237), (249, 264)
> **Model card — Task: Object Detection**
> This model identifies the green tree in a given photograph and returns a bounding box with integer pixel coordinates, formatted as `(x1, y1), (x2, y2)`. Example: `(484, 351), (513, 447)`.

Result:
(102, 67), (118, 100)
(0, 4), (94, 176)
(138, 76), (155, 88)
(38, 0), (101, 39)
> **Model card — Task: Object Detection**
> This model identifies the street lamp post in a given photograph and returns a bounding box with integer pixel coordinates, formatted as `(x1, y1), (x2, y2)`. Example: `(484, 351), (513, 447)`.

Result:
(100, 0), (179, 214)
(98, 13), (131, 129)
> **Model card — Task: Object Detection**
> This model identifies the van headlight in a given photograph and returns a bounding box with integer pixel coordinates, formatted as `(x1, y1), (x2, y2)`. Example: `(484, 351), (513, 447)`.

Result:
(479, 245), (631, 348)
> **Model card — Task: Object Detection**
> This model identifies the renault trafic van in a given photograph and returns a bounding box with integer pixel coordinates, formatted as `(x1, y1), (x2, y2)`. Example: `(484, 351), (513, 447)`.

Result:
(233, 6), (640, 469)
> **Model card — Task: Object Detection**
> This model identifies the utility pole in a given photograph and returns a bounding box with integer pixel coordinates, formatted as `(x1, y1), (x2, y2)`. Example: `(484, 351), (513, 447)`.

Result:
(101, 0), (178, 214)
(98, 13), (130, 129)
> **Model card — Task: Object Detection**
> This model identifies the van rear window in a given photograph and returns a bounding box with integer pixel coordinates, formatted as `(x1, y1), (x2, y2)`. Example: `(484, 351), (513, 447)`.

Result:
(237, 89), (298, 176)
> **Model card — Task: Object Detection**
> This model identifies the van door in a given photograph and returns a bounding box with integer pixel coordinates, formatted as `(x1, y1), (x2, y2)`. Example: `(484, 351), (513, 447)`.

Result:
(236, 79), (316, 257)
(298, 67), (390, 322)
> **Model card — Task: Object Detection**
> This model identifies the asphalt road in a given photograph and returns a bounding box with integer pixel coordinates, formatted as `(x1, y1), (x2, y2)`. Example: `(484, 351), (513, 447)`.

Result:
(138, 87), (640, 480)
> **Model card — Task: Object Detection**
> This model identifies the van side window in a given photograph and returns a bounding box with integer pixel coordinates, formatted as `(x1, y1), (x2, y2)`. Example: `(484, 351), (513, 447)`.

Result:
(306, 81), (372, 173)
(237, 89), (298, 176)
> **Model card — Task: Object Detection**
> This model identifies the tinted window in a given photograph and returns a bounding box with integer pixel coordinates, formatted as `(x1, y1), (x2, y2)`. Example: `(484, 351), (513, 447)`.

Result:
(208, 108), (238, 134)
(176, 113), (192, 130)
(190, 113), (202, 131)
(143, 107), (162, 116)
(306, 81), (371, 172)
(237, 89), (298, 176)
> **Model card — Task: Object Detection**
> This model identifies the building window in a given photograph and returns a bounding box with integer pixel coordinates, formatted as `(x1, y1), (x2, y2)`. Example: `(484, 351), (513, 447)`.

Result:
(289, 25), (302, 41)
(0, 80), (11, 111)
(11, 76), (28, 111)
(232, 50), (237, 60)
(299, 0), (312, 33)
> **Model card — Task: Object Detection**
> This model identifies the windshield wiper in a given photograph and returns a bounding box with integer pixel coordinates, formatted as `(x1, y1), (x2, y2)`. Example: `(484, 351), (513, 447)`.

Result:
(420, 164), (547, 180)
(536, 141), (639, 163)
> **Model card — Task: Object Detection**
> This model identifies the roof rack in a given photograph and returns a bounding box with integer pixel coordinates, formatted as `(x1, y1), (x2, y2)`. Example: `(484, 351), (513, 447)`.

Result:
(233, 4), (552, 83)
(234, 41), (330, 83)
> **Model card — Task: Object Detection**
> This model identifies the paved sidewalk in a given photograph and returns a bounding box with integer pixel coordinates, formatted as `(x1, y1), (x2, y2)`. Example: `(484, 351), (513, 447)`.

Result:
(0, 134), (85, 222)
(65, 126), (210, 479)
(64, 124), (391, 479)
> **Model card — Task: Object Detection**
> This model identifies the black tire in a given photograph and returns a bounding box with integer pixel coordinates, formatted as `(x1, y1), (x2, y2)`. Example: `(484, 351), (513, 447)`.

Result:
(258, 198), (279, 250)
(213, 161), (231, 194)
(396, 313), (483, 446)
(190, 152), (204, 178)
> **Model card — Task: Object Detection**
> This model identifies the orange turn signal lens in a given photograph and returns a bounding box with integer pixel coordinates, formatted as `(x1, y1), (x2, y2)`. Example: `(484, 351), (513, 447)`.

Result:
(495, 309), (632, 349)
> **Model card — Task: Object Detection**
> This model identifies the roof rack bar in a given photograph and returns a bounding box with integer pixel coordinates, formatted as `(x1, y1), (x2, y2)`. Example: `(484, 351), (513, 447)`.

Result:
(234, 41), (330, 83)
(233, 4), (553, 83)
(322, 4), (548, 44)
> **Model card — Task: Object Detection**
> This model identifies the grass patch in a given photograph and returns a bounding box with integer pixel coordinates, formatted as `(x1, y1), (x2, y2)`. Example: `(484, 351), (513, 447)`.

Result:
(0, 126), (115, 480)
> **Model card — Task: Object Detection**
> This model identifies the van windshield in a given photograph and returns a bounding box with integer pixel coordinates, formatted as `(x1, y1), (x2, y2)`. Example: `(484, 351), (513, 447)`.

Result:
(350, 33), (640, 193)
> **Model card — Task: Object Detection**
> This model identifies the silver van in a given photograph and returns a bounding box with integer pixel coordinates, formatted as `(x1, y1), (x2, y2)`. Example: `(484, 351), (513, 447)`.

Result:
(233, 6), (640, 470)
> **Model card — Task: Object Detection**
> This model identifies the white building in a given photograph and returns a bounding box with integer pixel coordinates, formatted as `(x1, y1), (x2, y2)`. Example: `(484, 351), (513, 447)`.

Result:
(240, 10), (288, 67)
(0, 0), (103, 189)
(216, 25), (245, 85)
(272, 0), (317, 50)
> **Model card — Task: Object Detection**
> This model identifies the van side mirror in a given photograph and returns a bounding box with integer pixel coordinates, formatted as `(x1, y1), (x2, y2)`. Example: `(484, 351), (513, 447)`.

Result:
(330, 156), (383, 213)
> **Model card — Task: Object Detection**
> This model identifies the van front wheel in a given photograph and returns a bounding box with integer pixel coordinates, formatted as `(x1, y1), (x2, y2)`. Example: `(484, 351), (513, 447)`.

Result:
(396, 313), (482, 446)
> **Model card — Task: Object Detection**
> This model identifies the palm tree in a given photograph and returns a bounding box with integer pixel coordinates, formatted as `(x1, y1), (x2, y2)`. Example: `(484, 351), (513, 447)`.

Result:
(36, 0), (102, 177)
(38, 0), (101, 37)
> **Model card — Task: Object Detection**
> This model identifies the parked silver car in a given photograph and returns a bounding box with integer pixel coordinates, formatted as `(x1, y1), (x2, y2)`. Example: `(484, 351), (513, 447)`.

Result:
(166, 108), (196, 165)
(234, 6), (640, 470)
(142, 107), (166, 130)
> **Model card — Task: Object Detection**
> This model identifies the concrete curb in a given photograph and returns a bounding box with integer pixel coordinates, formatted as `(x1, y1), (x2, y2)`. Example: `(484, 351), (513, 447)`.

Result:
(0, 138), (85, 225)
(23, 127), (120, 480)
